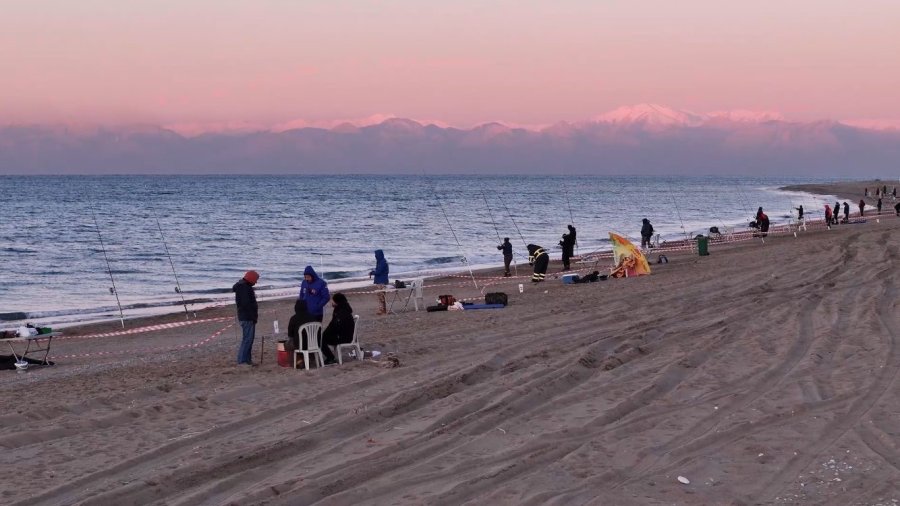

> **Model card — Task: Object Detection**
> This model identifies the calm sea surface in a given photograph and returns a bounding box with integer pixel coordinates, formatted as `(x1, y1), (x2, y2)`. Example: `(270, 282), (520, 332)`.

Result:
(0, 175), (839, 327)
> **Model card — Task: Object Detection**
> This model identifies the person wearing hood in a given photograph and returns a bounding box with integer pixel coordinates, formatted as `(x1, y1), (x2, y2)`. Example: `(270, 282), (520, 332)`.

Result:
(843, 202), (850, 223)
(527, 244), (549, 283)
(232, 270), (259, 366)
(640, 219), (654, 249)
(858, 199), (866, 217)
(833, 201), (840, 224)
(558, 225), (576, 271)
(824, 204), (833, 226)
(758, 211), (770, 237)
(299, 265), (329, 322)
(321, 293), (356, 365)
(369, 249), (389, 315)
(288, 298), (318, 351)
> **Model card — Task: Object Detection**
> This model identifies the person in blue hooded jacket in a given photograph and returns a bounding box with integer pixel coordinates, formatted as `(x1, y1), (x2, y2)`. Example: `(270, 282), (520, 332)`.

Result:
(298, 265), (330, 322)
(369, 249), (389, 315)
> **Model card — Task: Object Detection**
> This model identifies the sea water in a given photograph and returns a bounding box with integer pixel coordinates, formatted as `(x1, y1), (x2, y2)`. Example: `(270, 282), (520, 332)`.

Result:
(0, 175), (839, 327)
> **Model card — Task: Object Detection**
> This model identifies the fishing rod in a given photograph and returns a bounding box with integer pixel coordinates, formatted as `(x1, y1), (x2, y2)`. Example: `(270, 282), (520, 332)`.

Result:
(424, 177), (479, 290)
(90, 203), (126, 328)
(154, 213), (191, 320)
(563, 184), (578, 255)
(482, 191), (518, 277)
(497, 193), (528, 251)
(667, 183), (691, 245)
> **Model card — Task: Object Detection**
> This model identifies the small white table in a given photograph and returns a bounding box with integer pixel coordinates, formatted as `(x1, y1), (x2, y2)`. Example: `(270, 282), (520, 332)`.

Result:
(4, 332), (60, 365)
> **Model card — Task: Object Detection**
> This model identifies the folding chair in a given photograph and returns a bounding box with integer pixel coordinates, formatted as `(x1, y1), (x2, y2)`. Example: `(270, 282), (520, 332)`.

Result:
(294, 322), (324, 370)
(335, 315), (362, 365)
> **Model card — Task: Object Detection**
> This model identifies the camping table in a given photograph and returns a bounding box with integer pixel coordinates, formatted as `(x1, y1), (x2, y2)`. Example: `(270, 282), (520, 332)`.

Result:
(3, 332), (60, 365)
(381, 287), (417, 314)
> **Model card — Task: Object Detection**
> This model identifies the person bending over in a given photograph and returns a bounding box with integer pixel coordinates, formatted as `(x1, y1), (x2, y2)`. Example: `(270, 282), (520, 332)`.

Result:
(321, 293), (356, 365)
(527, 244), (549, 282)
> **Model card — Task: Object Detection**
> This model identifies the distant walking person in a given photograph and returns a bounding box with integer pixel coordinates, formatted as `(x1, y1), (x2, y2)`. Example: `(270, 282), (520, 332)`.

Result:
(497, 237), (513, 277)
(758, 211), (770, 237)
(843, 202), (850, 223)
(824, 204), (833, 226)
(369, 249), (389, 315)
(233, 270), (259, 366)
(893, 187), (897, 199)
(834, 201), (840, 224)
(795, 205), (804, 221)
(299, 265), (329, 323)
(641, 218), (654, 249)
(877, 198), (883, 215)
(858, 199), (866, 217)
(527, 244), (549, 283)
(559, 225), (576, 271)
(865, 187), (869, 197)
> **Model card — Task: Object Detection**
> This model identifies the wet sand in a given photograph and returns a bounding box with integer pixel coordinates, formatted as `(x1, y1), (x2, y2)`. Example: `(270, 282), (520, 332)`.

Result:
(1, 180), (899, 505)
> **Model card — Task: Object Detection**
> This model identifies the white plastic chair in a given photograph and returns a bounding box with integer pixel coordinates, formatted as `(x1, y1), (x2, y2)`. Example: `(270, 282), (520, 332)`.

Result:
(410, 278), (425, 311)
(336, 315), (361, 365)
(294, 322), (324, 370)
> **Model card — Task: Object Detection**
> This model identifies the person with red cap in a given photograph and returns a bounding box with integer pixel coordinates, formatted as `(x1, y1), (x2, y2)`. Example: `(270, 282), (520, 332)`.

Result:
(233, 270), (259, 366)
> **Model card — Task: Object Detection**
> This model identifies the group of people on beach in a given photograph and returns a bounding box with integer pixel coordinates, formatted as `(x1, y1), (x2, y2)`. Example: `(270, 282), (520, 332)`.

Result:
(231, 249), (390, 367)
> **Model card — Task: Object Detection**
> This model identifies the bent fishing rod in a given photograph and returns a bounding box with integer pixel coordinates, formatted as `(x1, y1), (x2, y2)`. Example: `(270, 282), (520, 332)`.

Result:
(482, 191), (518, 277)
(90, 203), (126, 328)
(154, 212), (191, 320)
(423, 176), (479, 290)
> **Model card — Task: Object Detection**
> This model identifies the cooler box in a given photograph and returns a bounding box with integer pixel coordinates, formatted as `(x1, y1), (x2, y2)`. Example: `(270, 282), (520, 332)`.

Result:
(561, 274), (578, 284)
(276, 341), (292, 368)
(697, 235), (710, 256)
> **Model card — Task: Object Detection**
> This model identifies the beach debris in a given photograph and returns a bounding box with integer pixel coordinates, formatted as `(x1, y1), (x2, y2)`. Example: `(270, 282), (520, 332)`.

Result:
(677, 476), (690, 485)
(381, 353), (401, 368)
(497, 427), (507, 434)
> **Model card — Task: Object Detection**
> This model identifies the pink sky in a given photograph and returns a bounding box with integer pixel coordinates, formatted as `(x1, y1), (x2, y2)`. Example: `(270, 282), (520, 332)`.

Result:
(2, 0), (899, 129)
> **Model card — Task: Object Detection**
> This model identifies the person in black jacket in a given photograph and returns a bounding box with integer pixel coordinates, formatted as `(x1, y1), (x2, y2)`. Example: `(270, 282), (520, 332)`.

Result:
(321, 293), (356, 365)
(559, 225), (576, 271)
(527, 244), (549, 282)
(640, 219), (654, 249)
(497, 237), (513, 277)
(232, 270), (259, 366)
(288, 298), (317, 351)
(843, 202), (850, 223)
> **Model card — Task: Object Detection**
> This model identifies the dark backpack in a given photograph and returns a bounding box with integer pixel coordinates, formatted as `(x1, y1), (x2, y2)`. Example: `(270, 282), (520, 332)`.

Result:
(484, 292), (508, 306)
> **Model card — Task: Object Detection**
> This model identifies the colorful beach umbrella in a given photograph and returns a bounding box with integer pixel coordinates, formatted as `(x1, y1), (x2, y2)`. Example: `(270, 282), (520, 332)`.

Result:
(609, 232), (651, 277)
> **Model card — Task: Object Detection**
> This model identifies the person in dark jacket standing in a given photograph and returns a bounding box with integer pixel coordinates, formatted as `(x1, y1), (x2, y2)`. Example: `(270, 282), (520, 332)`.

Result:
(288, 298), (317, 351)
(640, 219), (654, 249)
(369, 249), (389, 315)
(795, 205), (804, 221)
(843, 202), (850, 223)
(877, 197), (883, 215)
(233, 270), (259, 366)
(559, 225), (576, 271)
(858, 199), (866, 217)
(758, 211), (770, 237)
(527, 244), (549, 282)
(833, 201), (840, 224)
(321, 293), (356, 365)
(299, 265), (329, 322)
(497, 238), (513, 277)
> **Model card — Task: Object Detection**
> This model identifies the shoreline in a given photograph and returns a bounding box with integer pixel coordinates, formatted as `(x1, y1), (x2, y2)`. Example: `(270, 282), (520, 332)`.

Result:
(2, 179), (899, 504)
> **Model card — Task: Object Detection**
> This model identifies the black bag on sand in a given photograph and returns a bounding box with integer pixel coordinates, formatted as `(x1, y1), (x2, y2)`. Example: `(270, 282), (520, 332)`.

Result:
(484, 292), (508, 306)
(427, 305), (448, 312)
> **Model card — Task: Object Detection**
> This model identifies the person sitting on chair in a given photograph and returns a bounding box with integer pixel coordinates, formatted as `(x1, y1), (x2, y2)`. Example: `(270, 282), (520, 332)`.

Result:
(321, 293), (356, 365)
(287, 299), (317, 351)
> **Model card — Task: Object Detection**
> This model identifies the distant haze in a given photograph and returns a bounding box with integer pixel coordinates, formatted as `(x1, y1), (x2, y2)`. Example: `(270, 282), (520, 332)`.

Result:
(2, 105), (899, 176)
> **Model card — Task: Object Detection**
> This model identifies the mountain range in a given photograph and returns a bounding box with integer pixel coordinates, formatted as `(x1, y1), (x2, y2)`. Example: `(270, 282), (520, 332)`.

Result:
(1, 105), (898, 176)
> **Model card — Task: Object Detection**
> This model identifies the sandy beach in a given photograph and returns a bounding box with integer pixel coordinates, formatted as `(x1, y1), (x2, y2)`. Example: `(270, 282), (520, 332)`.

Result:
(1, 180), (898, 505)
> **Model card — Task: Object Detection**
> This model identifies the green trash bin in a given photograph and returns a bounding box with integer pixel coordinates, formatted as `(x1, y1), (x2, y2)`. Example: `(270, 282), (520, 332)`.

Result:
(697, 235), (709, 256)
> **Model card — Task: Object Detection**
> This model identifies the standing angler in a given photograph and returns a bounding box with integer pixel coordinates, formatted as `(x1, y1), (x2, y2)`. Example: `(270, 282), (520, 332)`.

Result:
(527, 244), (549, 283)
(233, 270), (259, 366)
(497, 237), (513, 277)
(299, 265), (330, 323)
(640, 218), (654, 249)
(559, 225), (576, 271)
(369, 249), (389, 315)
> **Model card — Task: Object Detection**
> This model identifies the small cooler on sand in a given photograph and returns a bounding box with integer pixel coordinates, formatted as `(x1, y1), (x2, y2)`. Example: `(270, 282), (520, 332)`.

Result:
(276, 341), (292, 368)
(561, 274), (578, 284)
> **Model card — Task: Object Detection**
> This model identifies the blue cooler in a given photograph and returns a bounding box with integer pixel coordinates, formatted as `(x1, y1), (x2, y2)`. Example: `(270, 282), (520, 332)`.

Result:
(561, 274), (578, 284)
